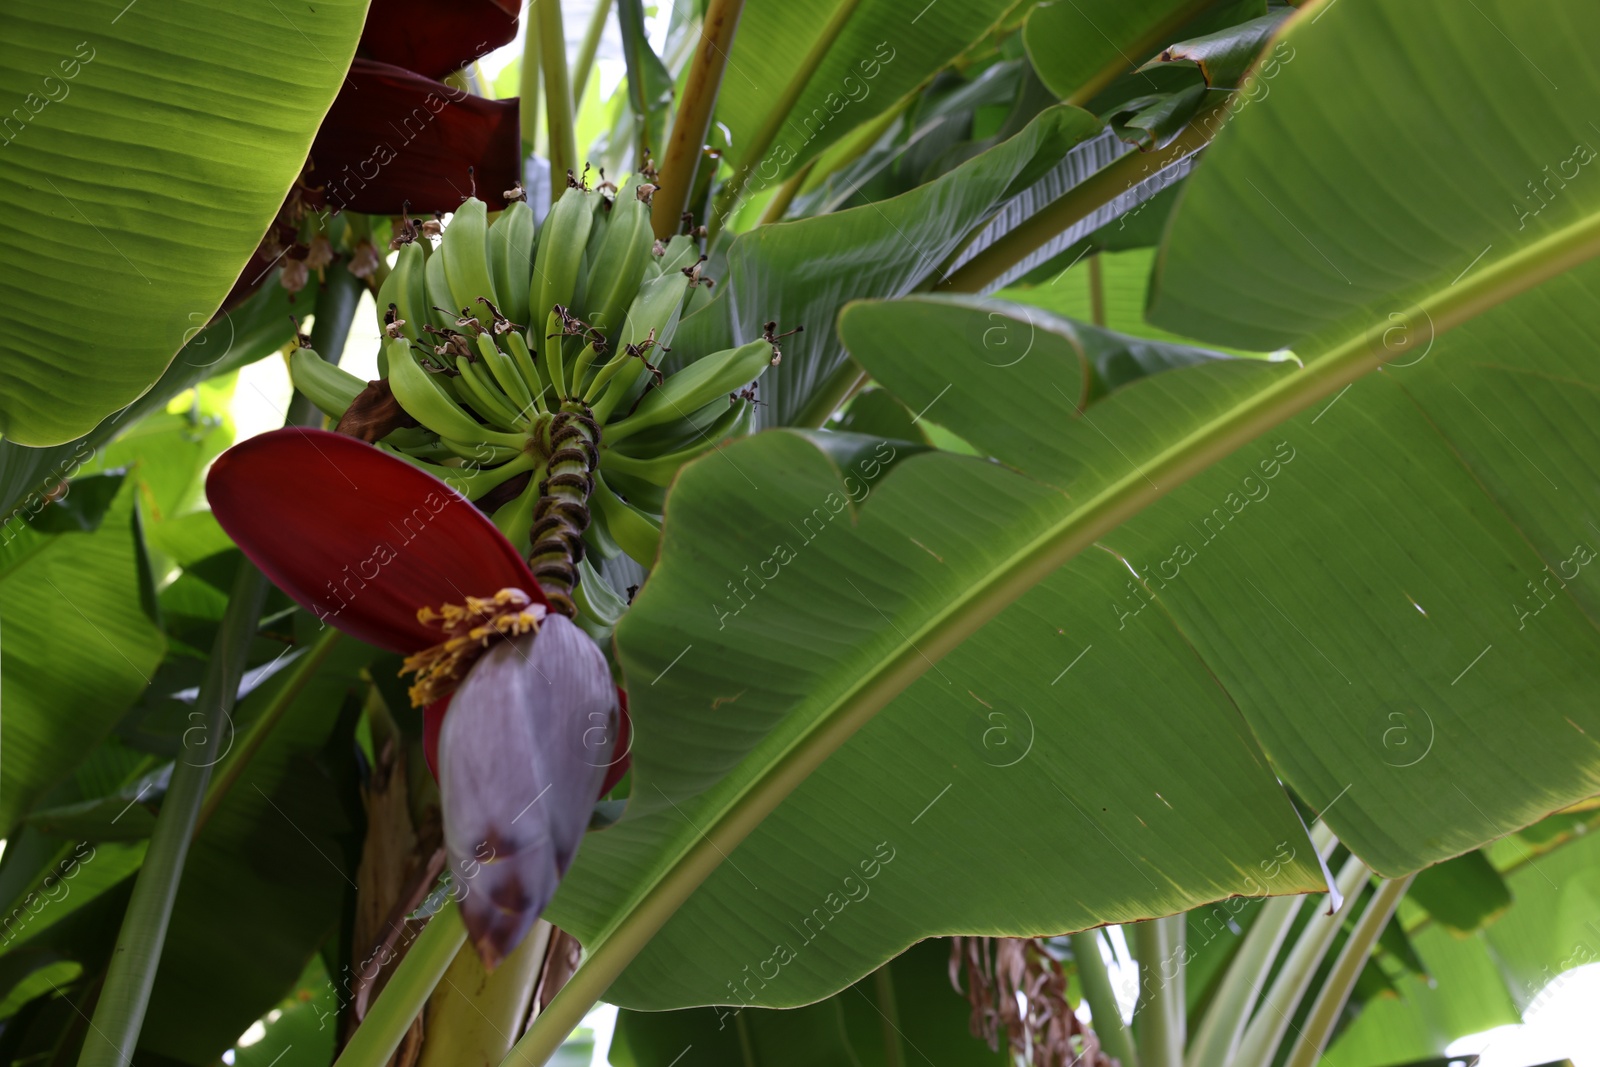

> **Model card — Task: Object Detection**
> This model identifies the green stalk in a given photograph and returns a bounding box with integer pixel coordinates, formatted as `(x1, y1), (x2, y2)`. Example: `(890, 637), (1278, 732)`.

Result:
(615, 0), (658, 169)
(537, 0), (578, 199)
(1184, 824), (1337, 1067)
(1232, 854), (1371, 1067)
(571, 0), (613, 104)
(76, 562), (270, 1067)
(1132, 917), (1184, 1067)
(193, 629), (344, 836)
(650, 0), (746, 239)
(935, 109), (1221, 295)
(1282, 874), (1415, 1067)
(871, 964), (904, 1067)
(708, 0), (864, 231)
(288, 260), (363, 426)
(1070, 930), (1138, 1067)
(334, 904), (469, 1067)
(520, 17), (541, 157)
(502, 198), (1600, 1067)
(757, 160), (813, 226)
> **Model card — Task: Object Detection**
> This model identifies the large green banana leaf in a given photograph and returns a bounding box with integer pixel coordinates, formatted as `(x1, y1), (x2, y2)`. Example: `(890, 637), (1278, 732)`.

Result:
(0, 275), (307, 521)
(610, 939), (1005, 1066)
(0, 483), (164, 837)
(723, 104), (1102, 425)
(1023, 0), (1219, 104)
(0, 0), (365, 445)
(716, 0), (1017, 192)
(139, 629), (370, 1063)
(1326, 823), (1600, 1066)
(541, 0), (1600, 1023)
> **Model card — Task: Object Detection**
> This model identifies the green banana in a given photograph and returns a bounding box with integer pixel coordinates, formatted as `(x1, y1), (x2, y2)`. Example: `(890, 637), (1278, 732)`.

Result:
(656, 233), (700, 275)
(490, 473), (541, 554)
(476, 332), (535, 416)
(606, 340), (772, 442)
(290, 348), (364, 420)
(581, 185), (653, 345)
(375, 240), (429, 347)
(573, 556), (627, 630)
(593, 472), (662, 565)
(488, 199), (536, 328)
(386, 338), (523, 448)
(601, 400), (751, 484)
(422, 242), (459, 336)
(383, 447), (537, 500)
(456, 355), (525, 430)
(529, 185), (594, 337)
(503, 329), (546, 407)
(442, 198), (498, 330)
(587, 272), (693, 420)
(440, 437), (524, 463)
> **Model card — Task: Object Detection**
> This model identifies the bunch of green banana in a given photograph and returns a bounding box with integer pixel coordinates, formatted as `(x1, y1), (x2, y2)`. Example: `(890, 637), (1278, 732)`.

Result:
(290, 174), (787, 581)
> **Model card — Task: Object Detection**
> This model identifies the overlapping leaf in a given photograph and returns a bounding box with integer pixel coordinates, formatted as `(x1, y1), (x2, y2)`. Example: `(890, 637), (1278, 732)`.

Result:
(0, 0), (365, 444)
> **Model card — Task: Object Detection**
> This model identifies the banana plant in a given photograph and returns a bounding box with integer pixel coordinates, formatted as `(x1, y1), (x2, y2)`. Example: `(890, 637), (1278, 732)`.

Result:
(4, 2), (1600, 1067)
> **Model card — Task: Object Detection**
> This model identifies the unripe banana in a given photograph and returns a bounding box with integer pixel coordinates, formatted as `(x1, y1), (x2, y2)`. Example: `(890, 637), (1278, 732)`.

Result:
(490, 474), (541, 554)
(600, 400), (750, 484)
(606, 341), (772, 442)
(456, 356), (525, 431)
(602, 468), (668, 514)
(593, 472), (661, 565)
(386, 338), (524, 448)
(656, 234), (700, 276)
(443, 198), (499, 330)
(488, 200), (536, 328)
(383, 447), (536, 500)
(588, 272), (694, 421)
(376, 240), (429, 348)
(573, 556), (627, 629)
(290, 348), (364, 419)
(476, 332), (535, 416)
(581, 187), (653, 344)
(424, 243), (457, 334)
(503, 329), (546, 404)
(530, 186), (594, 335)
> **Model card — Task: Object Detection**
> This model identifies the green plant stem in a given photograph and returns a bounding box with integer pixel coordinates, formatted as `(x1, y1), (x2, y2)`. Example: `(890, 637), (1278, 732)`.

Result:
(709, 0), (864, 232)
(1184, 824), (1336, 1067)
(193, 628), (344, 836)
(1282, 874), (1416, 1067)
(1132, 917), (1184, 1067)
(1233, 854), (1372, 1067)
(520, 17), (541, 157)
(537, 0), (578, 198)
(502, 201), (1600, 1067)
(333, 903), (468, 1067)
(571, 0), (613, 103)
(76, 561), (270, 1067)
(757, 160), (814, 226)
(616, 0), (658, 169)
(1087, 253), (1106, 326)
(871, 964), (904, 1067)
(651, 0), (746, 239)
(288, 260), (363, 426)
(1070, 930), (1138, 1067)
(935, 109), (1221, 294)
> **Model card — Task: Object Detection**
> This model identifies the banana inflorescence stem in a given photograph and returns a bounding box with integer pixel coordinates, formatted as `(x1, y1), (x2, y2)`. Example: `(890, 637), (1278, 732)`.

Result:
(527, 401), (600, 616)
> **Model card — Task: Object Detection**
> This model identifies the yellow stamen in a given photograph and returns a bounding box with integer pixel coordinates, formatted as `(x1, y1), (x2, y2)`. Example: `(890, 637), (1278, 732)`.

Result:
(401, 587), (544, 707)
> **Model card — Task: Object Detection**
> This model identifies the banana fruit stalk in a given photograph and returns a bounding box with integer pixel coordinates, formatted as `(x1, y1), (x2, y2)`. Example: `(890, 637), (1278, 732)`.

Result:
(313, 177), (790, 591)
